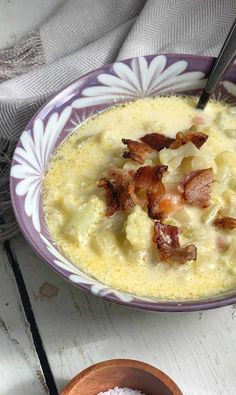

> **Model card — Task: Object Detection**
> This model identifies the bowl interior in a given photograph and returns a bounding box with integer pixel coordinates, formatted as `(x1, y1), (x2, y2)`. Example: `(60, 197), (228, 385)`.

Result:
(61, 360), (182, 395)
(10, 53), (236, 311)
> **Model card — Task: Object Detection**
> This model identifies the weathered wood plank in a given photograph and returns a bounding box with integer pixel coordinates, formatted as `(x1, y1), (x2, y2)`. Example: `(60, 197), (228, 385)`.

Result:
(0, 242), (49, 395)
(11, 235), (236, 395)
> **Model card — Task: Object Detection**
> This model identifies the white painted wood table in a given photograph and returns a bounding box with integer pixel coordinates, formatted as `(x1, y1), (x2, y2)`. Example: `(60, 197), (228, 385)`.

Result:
(1, 1), (236, 394)
(1, 235), (236, 395)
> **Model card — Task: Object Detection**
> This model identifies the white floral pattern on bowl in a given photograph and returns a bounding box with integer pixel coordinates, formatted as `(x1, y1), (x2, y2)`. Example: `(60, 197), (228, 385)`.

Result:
(223, 81), (236, 97)
(72, 56), (206, 109)
(10, 54), (236, 312)
(11, 107), (72, 232)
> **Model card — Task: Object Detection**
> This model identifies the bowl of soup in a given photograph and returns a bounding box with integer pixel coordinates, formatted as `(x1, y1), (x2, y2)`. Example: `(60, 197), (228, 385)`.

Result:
(10, 54), (236, 311)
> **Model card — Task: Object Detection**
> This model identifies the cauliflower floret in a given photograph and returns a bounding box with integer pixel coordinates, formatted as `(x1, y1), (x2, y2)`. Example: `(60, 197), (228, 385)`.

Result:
(219, 192), (236, 217)
(218, 109), (236, 131)
(122, 161), (140, 172)
(99, 129), (124, 148)
(62, 196), (105, 244)
(90, 230), (122, 257)
(191, 144), (216, 172)
(224, 129), (236, 138)
(201, 205), (219, 224)
(172, 205), (198, 225)
(159, 142), (198, 172)
(216, 151), (236, 173)
(125, 206), (153, 251)
(206, 127), (232, 154)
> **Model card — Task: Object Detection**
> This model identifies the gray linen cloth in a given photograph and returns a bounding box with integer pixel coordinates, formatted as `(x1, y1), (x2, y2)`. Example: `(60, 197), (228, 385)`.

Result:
(0, 0), (235, 241)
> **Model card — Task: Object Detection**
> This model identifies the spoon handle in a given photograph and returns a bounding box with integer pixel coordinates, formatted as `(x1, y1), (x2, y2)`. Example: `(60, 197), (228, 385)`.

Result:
(197, 18), (236, 109)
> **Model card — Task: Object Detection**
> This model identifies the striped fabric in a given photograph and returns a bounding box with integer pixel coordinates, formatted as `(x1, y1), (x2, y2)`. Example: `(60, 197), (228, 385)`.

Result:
(0, 0), (235, 240)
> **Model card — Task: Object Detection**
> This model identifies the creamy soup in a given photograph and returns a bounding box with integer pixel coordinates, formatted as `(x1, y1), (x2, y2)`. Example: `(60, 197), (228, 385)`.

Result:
(43, 96), (236, 300)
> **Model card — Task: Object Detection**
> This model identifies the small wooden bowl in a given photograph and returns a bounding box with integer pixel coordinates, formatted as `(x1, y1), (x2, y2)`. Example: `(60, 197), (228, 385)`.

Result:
(61, 359), (183, 395)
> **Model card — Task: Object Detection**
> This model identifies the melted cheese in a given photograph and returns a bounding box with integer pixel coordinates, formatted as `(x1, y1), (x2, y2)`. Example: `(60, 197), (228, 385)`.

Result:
(43, 96), (236, 300)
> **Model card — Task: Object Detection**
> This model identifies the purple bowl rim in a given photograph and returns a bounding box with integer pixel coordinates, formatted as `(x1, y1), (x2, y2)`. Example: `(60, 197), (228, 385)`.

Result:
(10, 52), (236, 312)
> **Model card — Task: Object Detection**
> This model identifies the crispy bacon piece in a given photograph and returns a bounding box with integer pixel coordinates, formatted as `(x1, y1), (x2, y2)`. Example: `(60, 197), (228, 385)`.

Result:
(140, 133), (175, 151)
(158, 244), (197, 262)
(169, 130), (208, 149)
(129, 165), (168, 218)
(98, 178), (120, 216)
(98, 168), (135, 215)
(153, 222), (197, 263)
(214, 216), (236, 230)
(178, 168), (213, 208)
(147, 187), (166, 219)
(133, 165), (167, 189)
(122, 138), (153, 164)
(108, 167), (133, 187)
(107, 167), (135, 211)
(153, 222), (180, 249)
(128, 179), (146, 207)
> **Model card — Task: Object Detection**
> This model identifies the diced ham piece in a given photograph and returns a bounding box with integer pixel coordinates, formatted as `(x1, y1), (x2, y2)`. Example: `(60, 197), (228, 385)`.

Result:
(158, 192), (182, 215)
(192, 116), (205, 125)
(178, 168), (213, 208)
(216, 235), (230, 252)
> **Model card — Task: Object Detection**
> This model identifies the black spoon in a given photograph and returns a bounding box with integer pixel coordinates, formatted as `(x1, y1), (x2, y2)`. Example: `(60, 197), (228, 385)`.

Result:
(197, 18), (236, 110)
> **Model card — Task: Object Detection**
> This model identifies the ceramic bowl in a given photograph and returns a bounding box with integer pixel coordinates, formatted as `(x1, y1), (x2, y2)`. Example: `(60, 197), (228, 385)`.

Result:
(10, 53), (236, 312)
(60, 359), (183, 395)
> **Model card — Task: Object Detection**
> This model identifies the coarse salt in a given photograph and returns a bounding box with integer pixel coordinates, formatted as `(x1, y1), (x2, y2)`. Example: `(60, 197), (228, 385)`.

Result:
(97, 387), (145, 395)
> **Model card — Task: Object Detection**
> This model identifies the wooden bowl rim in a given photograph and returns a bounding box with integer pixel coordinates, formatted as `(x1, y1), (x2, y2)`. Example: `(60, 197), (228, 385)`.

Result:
(60, 359), (183, 395)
